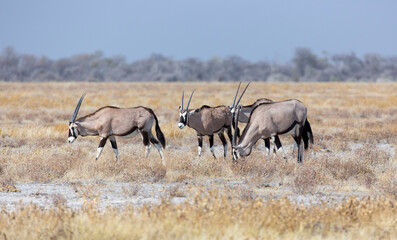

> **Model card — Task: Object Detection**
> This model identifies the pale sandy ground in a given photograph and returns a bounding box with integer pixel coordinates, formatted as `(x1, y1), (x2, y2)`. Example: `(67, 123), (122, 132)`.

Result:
(0, 142), (394, 211)
(0, 181), (372, 211)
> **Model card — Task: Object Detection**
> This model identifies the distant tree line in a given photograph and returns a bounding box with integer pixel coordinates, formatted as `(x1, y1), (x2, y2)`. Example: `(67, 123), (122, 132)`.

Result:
(1, 46), (396, 82)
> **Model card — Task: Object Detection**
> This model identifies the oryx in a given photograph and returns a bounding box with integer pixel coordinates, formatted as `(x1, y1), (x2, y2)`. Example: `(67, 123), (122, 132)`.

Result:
(68, 94), (166, 165)
(178, 91), (233, 159)
(229, 82), (285, 157)
(232, 99), (313, 163)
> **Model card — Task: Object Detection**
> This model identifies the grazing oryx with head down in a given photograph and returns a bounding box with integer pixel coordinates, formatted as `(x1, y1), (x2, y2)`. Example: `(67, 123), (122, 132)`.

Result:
(68, 94), (166, 165)
(232, 99), (313, 163)
(178, 91), (233, 159)
(229, 82), (286, 158)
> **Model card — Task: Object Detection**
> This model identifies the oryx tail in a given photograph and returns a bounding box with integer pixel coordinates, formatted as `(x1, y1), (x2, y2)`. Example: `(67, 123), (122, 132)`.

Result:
(153, 112), (166, 148)
(302, 119), (313, 150)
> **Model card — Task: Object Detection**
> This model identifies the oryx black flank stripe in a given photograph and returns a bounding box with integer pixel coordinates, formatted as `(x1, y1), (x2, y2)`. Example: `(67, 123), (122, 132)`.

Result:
(278, 121), (299, 135)
(118, 126), (138, 137)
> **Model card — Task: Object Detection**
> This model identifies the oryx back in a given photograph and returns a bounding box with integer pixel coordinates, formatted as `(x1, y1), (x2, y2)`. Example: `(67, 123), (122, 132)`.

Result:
(239, 98), (273, 123)
(246, 99), (307, 137)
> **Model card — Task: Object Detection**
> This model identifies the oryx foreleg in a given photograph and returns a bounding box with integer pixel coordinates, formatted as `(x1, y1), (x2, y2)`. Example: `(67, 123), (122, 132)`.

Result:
(96, 137), (108, 160)
(273, 136), (286, 159)
(218, 132), (227, 159)
(263, 138), (271, 156)
(109, 136), (119, 161)
(226, 127), (233, 156)
(209, 134), (216, 159)
(197, 135), (203, 157)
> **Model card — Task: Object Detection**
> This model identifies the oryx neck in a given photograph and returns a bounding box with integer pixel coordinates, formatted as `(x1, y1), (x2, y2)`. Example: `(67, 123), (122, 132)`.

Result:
(186, 110), (200, 128)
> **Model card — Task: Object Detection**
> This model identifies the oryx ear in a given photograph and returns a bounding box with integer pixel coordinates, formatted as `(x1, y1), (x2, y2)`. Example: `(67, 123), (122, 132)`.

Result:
(179, 106), (182, 110)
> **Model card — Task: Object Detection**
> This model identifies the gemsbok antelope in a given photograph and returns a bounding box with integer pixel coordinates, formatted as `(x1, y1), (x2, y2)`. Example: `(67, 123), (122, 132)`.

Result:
(68, 94), (166, 165)
(232, 99), (313, 163)
(178, 91), (233, 159)
(229, 82), (285, 157)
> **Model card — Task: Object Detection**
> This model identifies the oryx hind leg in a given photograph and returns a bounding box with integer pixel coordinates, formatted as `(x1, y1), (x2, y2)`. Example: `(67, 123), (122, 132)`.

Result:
(96, 137), (108, 161)
(140, 131), (151, 158)
(209, 134), (216, 159)
(293, 126), (304, 163)
(218, 131), (227, 159)
(148, 132), (165, 165)
(109, 136), (119, 161)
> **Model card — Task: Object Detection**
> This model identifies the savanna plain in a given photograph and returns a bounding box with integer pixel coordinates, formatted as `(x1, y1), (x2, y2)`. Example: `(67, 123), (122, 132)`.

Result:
(0, 82), (396, 239)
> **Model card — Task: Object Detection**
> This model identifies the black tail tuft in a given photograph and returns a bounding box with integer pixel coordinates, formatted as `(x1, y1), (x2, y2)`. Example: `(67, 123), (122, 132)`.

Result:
(153, 114), (166, 148)
(302, 119), (313, 150)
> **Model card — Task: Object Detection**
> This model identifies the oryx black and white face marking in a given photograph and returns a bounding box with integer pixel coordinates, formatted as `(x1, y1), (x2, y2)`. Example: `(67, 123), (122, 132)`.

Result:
(178, 90), (194, 129)
(68, 122), (78, 143)
(232, 148), (240, 161)
(178, 106), (188, 129)
(68, 93), (86, 143)
(228, 106), (236, 114)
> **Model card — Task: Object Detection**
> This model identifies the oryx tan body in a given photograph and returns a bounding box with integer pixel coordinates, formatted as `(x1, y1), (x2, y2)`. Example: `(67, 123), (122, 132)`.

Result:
(187, 105), (233, 135)
(235, 98), (286, 157)
(68, 95), (166, 165)
(233, 99), (308, 163)
(76, 106), (156, 138)
(178, 91), (233, 158)
(229, 83), (286, 157)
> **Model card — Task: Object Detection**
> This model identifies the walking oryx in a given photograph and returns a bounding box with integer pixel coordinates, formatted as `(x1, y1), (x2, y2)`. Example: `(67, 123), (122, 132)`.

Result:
(178, 91), (233, 159)
(229, 82), (286, 158)
(232, 99), (313, 163)
(68, 94), (166, 165)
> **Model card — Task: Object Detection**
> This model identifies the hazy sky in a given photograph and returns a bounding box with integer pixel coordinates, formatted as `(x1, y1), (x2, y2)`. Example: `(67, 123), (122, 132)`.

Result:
(1, 1), (396, 62)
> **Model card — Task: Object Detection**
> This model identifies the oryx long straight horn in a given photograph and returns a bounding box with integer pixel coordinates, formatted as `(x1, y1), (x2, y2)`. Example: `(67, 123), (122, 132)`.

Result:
(235, 81), (251, 107)
(181, 91), (184, 109)
(185, 90), (194, 111)
(70, 93), (86, 123)
(232, 82), (242, 108)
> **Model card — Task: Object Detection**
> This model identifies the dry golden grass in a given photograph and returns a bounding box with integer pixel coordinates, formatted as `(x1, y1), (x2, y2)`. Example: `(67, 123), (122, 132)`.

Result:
(0, 193), (396, 239)
(0, 82), (397, 239)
